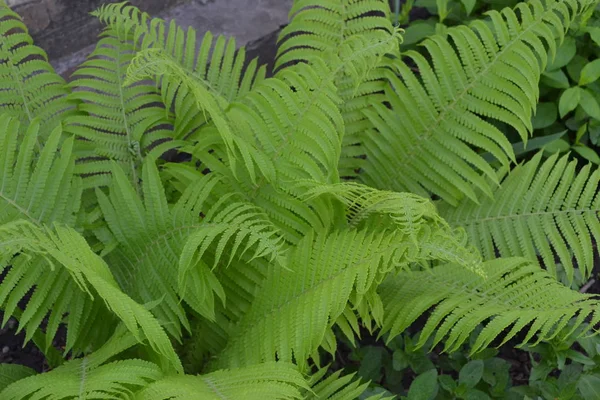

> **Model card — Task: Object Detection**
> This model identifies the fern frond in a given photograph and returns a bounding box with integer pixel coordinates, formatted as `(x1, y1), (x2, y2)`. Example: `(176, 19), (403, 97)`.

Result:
(0, 116), (81, 226)
(440, 152), (600, 283)
(135, 362), (306, 400)
(67, 34), (180, 190)
(0, 221), (182, 372)
(359, 0), (593, 205)
(379, 258), (600, 355)
(0, 3), (75, 138)
(0, 365), (36, 391)
(0, 325), (163, 400)
(304, 368), (385, 400)
(276, 0), (400, 178)
(126, 48), (274, 185)
(214, 220), (469, 370)
(93, 1), (266, 140)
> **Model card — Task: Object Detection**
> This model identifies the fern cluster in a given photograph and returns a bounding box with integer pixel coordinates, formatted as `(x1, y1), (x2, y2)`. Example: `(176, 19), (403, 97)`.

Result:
(0, 0), (599, 398)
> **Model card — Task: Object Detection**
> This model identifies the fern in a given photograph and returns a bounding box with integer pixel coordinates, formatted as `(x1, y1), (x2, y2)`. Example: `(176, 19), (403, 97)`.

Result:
(275, 0), (401, 178)
(2, 0), (600, 397)
(136, 362), (306, 400)
(358, 0), (595, 205)
(0, 2), (75, 139)
(93, 2), (266, 141)
(441, 152), (600, 283)
(66, 34), (179, 189)
(379, 258), (600, 354)
(0, 221), (182, 372)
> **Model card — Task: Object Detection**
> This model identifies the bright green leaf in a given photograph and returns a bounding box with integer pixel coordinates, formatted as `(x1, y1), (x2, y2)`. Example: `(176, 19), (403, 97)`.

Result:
(559, 87), (581, 118)
(573, 146), (600, 164)
(543, 138), (570, 154)
(579, 59), (600, 86)
(586, 27), (600, 47)
(459, 360), (484, 388)
(408, 370), (439, 400)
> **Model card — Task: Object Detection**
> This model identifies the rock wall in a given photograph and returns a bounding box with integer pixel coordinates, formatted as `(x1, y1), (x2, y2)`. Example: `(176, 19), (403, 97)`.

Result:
(7, 0), (184, 60)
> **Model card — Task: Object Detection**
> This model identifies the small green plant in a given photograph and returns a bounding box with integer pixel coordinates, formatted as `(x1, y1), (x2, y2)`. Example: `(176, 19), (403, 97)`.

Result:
(0, 0), (600, 398)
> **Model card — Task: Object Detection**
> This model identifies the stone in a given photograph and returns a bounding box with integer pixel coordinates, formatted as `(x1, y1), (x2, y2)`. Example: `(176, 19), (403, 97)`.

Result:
(16, 2), (51, 34)
(43, 0), (65, 22)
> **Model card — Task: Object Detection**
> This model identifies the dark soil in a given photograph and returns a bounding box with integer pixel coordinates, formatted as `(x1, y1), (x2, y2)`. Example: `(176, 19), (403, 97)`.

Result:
(0, 315), (47, 373)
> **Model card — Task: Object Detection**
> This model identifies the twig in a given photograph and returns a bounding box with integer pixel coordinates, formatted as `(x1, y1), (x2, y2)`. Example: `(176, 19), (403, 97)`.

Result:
(580, 279), (596, 293)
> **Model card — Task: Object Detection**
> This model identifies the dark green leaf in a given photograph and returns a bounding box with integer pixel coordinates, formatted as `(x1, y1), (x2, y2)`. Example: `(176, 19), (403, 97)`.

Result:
(547, 37), (576, 71)
(532, 102), (557, 129)
(580, 89), (600, 120)
(567, 55), (588, 83)
(459, 360), (484, 388)
(559, 87), (581, 118)
(358, 346), (385, 381)
(438, 374), (457, 392)
(579, 59), (600, 86)
(465, 388), (491, 400)
(577, 375), (600, 399)
(402, 21), (436, 45)
(408, 370), (438, 400)
(542, 69), (570, 89)
(393, 350), (409, 371)
(460, 0), (476, 14)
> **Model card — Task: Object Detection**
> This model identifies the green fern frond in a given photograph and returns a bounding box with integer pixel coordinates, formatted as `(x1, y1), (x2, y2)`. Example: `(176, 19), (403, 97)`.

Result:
(0, 325), (163, 400)
(126, 48), (275, 185)
(359, 0), (593, 205)
(301, 181), (440, 233)
(276, 0), (401, 178)
(304, 368), (391, 400)
(67, 34), (180, 190)
(276, 0), (394, 70)
(0, 2), (75, 138)
(214, 224), (447, 370)
(440, 152), (600, 283)
(0, 116), (81, 226)
(135, 362), (306, 400)
(0, 365), (36, 392)
(96, 159), (221, 334)
(93, 1), (266, 140)
(379, 258), (600, 355)
(0, 221), (182, 372)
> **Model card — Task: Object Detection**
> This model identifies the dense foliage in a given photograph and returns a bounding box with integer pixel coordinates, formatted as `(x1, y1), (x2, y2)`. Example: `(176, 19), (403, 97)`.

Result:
(0, 0), (600, 398)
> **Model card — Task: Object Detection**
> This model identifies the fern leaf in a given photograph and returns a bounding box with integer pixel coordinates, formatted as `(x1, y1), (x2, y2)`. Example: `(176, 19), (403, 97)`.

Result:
(0, 326), (163, 400)
(440, 152), (600, 283)
(126, 48), (274, 185)
(0, 3), (75, 138)
(93, 1), (266, 140)
(359, 0), (593, 205)
(0, 365), (36, 391)
(276, 0), (400, 179)
(0, 221), (182, 372)
(214, 221), (468, 370)
(0, 116), (81, 226)
(379, 258), (600, 355)
(135, 362), (306, 400)
(67, 32), (181, 189)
